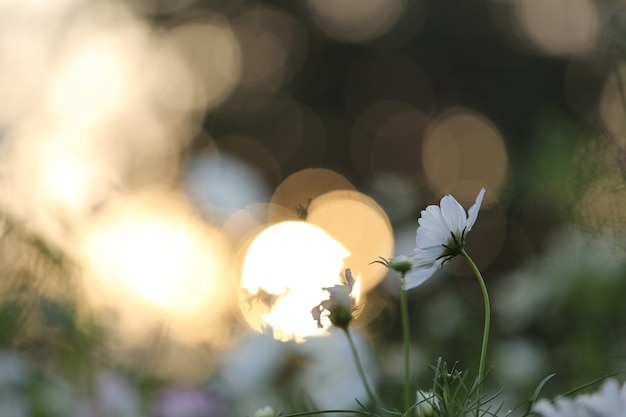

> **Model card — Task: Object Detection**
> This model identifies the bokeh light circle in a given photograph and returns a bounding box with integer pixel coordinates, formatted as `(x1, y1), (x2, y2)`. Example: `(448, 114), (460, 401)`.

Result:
(599, 64), (626, 141)
(78, 190), (235, 346)
(231, 5), (307, 91)
(307, 190), (393, 291)
(270, 168), (355, 222)
(513, 0), (599, 56)
(163, 18), (242, 111)
(240, 221), (351, 341)
(305, 0), (405, 43)
(422, 107), (508, 203)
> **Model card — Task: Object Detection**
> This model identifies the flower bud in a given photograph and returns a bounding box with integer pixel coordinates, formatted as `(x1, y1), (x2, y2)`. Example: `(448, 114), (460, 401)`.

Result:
(322, 284), (354, 329)
(311, 269), (356, 330)
(387, 256), (414, 274)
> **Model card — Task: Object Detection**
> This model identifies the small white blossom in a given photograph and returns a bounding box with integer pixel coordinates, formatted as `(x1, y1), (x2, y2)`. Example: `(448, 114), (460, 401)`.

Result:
(406, 188), (485, 289)
(414, 390), (438, 417)
(534, 378), (626, 417)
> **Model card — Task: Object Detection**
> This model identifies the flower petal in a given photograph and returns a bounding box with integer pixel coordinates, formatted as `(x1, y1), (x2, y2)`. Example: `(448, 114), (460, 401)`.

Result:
(466, 187), (486, 231)
(416, 222), (448, 248)
(416, 206), (449, 246)
(344, 268), (355, 289)
(439, 195), (467, 234)
(404, 263), (439, 289)
(411, 246), (444, 267)
(418, 205), (446, 227)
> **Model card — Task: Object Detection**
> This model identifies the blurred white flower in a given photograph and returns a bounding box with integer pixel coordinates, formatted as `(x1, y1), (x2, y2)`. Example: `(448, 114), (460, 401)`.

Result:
(494, 228), (626, 330)
(216, 330), (285, 398)
(217, 329), (377, 414)
(406, 188), (486, 289)
(414, 390), (438, 417)
(253, 406), (276, 417)
(296, 329), (377, 411)
(534, 378), (626, 417)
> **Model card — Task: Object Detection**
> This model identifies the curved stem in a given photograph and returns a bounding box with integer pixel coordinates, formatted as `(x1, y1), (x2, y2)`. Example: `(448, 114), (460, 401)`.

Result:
(460, 249), (490, 416)
(343, 327), (386, 414)
(400, 273), (411, 412)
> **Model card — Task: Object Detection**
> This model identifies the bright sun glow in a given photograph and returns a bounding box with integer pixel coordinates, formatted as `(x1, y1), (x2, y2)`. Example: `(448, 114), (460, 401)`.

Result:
(79, 191), (234, 345)
(241, 221), (352, 341)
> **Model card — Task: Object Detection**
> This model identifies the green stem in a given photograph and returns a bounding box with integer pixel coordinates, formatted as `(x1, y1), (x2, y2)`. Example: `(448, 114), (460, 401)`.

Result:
(400, 273), (411, 412)
(460, 249), (490, 416)
(282, 410), (373, 417)
(343, 327), (387, 414)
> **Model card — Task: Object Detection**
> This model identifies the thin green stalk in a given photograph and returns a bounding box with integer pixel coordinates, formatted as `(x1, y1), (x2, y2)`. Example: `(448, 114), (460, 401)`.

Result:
(399, 273), (411, 412)
(283, 410), (373, 416)
(460, 249), (490, 417)
(343, 327), (387, 415)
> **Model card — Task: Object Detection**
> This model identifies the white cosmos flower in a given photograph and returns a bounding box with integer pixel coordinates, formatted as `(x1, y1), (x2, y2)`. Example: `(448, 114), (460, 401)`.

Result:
(533, 378), (626, 417)
(405, 188), (486, 289)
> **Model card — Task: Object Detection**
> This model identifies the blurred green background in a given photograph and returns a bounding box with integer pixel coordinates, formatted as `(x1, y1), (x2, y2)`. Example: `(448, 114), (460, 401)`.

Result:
(0, 0), (625, 416)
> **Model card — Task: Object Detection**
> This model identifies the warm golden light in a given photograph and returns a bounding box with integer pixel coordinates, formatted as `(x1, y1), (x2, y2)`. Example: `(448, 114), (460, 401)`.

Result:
(269, 168), (355, 222)
(240, 221), (352, 341)
(307, 190), (393, 291)
(422, 107), (508, 204)
(0, 0), (242, 251)
(44, 21), (149, 128)
(79, 191), (234, 345)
